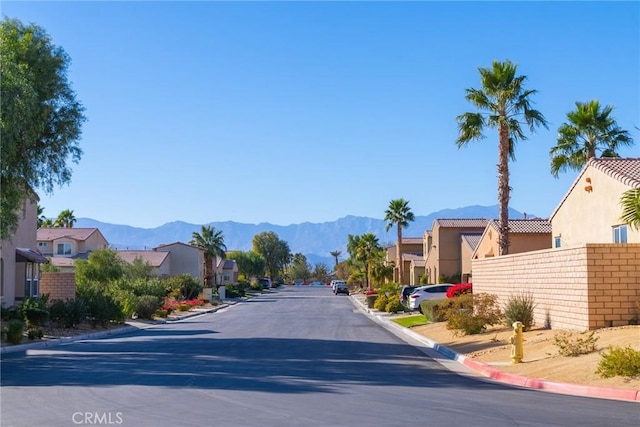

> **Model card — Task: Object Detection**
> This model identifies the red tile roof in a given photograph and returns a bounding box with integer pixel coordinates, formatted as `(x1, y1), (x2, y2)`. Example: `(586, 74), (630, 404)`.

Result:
(589, 157), (640, 187)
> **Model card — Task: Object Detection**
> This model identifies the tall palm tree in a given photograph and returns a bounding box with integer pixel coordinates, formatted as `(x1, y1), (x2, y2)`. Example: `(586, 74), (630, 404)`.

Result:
(456, 59), (547, 256)
(550, 100), (634, 177)
(330, 250), (341, 269)
(55, 209), (76, 228)
(620, 188), (640, 231)
(190, 225), (227, 287)
(384, 198), (415, 284)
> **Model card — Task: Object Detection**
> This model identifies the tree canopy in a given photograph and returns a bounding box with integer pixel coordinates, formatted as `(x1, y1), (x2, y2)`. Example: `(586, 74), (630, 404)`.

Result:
(190, 225), (226, 287)
(0, 18), (86, 238)
(227, 250), (266, 281)
(252, 231), (291, 280)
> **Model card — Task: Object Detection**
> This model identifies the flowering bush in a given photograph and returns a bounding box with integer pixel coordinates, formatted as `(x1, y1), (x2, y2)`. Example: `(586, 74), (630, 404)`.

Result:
(162, 297), (206, 314)
(364, 290), (378, 296)
(447, 283), (472, 299)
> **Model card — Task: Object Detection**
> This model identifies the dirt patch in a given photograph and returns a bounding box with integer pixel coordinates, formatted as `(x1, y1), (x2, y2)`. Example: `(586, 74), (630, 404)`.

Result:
(411, 322), (640, 390)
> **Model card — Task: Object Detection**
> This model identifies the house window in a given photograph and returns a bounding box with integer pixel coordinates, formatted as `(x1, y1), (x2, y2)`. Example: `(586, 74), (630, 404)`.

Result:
(554, 236), (561, 248)
(25, 262), (39, 298)
(223, 272), (231, 282)
(38, 242), (48, 248)
(57, 242), (72, 255)
(613, 225), (628, 243)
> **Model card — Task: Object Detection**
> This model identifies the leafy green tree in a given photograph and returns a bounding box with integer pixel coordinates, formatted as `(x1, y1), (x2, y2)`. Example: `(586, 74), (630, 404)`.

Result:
(456, 59), (547, 256)
(620, 188), (640, 231)
(227, 250), (266, 281)
(123, 256), (154, 280)
(550, 100), (634, 177)
(54, 209), (76, 228)
(311, 262), (330, 282)
(384, 198), (415, 284)
(370, 248), (394, 286)
(190, 225), (226, 287)
(351, 233), (382, 291)
(75, 248), (125, 287)
(289, 253), (312, 281)
(252, 231), (291, 280)
(0, 18), (85, 239)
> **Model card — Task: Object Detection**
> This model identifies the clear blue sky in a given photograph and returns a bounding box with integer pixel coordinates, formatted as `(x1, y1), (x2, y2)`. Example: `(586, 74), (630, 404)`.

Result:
(4, 1), (639, 228)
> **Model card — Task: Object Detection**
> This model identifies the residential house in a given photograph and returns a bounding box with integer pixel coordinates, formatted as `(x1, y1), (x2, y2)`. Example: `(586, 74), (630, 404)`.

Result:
(405, 254), (425, 285)
(153, 242), (205, 285)
(472, 158), (640, 330)
(550, 157), (640, 247)
(37, 227), (109, 270)
(216, 259), (239, 286)
(0, 196), (48, 306)
(385, 237), (423, 284)
(117, 250), (171, 277)
(424, 219), (488, 284)
(460, 233), (483, 283)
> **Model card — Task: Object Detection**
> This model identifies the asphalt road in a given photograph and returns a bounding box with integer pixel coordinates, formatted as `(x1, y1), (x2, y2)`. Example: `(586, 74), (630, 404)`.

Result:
(1, 286), (638, 427)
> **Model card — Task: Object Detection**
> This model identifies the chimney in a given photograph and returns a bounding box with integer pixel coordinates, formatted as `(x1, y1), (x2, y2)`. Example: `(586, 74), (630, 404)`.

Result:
(523, 212), (527, 220)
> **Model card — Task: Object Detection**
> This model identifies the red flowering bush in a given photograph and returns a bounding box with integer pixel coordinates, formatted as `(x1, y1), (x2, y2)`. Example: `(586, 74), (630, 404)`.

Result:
(162, 297), (205, 314)
(447, 283), (472, 299)
(364, 290), (378, 296)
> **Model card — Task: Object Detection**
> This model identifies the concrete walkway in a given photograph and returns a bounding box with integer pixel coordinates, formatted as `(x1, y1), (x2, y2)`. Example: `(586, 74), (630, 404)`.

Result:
(349, 292), (640, 403)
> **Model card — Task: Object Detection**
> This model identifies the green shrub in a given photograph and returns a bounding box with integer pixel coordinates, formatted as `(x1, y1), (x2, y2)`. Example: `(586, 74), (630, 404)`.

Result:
(503, 291), (537, 332)
(115, 277), (167, 300)
(27, 327), (44, 340)
(250, 281), (263, 291)
(109, 288), (139, 318)
(420, 299), (451, 323)
(385, 298), (405, 314)
(162, 274), (203, 300)
(23, 307), (49, 329)
(49, 298), (88, 328)
(445, 293), (502, 335)
(1, 305), (18, 321)
(553, 331), (599, 356)
(374, 294), (389, 311)
(87, 294), (124, 327)
(154, 309), (169, 318)
(136, 295), (161, 320)
(177, 303), (191, 312)
(5, 319), (24, 344)
(224, 284), (245, 298)
(595, 346), (640, 378)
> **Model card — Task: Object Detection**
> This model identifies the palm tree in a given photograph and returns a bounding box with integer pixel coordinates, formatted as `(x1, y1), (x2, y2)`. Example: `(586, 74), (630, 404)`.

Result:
(190, 225), (227, 287)
(330, 250), (341, 269)
(550, 100), (634, 177)
(456, 60), (547, 256)
(384, 198), (415, 284)
(354, 233), (381, 291)
(55, 209), (76, 228)
(620, 188), (640, 231)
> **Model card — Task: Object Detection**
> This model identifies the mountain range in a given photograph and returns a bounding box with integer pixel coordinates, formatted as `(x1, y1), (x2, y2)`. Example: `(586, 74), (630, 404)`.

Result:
(76, 205), (533, 267)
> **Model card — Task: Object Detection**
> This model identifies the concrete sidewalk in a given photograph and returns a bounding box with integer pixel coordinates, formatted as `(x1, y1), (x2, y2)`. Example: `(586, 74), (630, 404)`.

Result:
(349, 292), (640, 403)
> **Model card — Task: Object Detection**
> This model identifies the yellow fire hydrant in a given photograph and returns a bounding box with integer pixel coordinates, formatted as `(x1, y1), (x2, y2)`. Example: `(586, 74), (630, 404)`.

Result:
(509, 321), (524, 364)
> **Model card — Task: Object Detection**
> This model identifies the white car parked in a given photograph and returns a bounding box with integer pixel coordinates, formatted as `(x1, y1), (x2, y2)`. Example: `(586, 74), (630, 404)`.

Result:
(407, 284), (454, 311)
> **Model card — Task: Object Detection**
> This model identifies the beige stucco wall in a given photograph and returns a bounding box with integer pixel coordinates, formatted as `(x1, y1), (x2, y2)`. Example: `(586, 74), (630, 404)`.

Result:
(386, 242), (422, 283)
(77, 230), (109, 254)
(425, 225), (485, 283)
(552, 165), (640, 246)
(155, 243), (204, 282)
(472, 244), (640, 331)
(474, 231), (551, 260)
(460, 243), (474, 283)
(0, 198), (38, 307)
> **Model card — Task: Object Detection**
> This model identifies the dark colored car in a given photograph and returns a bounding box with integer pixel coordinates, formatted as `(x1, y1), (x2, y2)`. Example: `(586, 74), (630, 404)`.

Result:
(334, 283), (350, 295)
(400, 285), (417, 305)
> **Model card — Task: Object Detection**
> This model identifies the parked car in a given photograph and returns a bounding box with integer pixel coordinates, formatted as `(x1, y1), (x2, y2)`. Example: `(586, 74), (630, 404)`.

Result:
(309, 281), (324, 286)
(293, 280), (304, 286)
(407, 284), (454, 311)
(331, 280), (346, 291)
(400, 285), (417, 305)
(258, 278), (272, 289)
(334, 282), (350, 295)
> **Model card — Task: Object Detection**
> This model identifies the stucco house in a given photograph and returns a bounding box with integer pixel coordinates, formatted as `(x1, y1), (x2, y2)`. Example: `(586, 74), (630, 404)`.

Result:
(153, 242), (205, 285)
(550, 157), (640, 246)
(216, 259), (239, 286)
(424, 219), (488, 284)
(460, 233), (483, 283)
(117, 250), (171, 277)
(0, 197), (48, 306)
(37, 227), (109, 270)
(385, 237), (423, 284)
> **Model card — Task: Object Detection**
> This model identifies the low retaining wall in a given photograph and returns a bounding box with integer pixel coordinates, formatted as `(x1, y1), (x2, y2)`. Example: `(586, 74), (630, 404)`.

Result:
(40, 272), (76, 302)
(472, 244), (640, 331)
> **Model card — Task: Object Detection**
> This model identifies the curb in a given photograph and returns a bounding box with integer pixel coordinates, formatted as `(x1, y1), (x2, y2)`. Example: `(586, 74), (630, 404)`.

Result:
(349, 294), (640, 403)
(0, 301), (237, 355)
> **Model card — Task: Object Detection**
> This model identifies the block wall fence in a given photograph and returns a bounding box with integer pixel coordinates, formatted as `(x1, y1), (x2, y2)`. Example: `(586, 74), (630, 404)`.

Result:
(40, 272), (76, 302)
(472, 244), (640, 331)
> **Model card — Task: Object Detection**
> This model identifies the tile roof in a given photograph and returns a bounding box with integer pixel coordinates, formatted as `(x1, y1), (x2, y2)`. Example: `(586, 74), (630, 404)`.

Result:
(37, 228), (100, 241)
(50, 257), (76, 268)
(402, 237), (423, 245)
(588, 157), (640, 188)
(461, 233), (483, 250)
(435, 219), (489, 228)
(488, 219), (551, 234)
(154, 241), (202, 251)
(222, 259), (236, 269)
(117, 250), (169, 267)
(402, 253), (423, 261)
